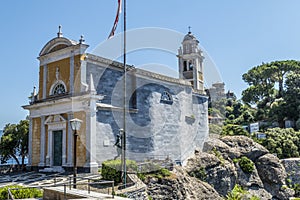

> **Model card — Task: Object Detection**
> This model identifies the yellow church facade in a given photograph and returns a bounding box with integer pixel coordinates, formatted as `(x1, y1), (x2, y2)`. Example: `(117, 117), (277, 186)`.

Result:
(23, 29), (100, 173)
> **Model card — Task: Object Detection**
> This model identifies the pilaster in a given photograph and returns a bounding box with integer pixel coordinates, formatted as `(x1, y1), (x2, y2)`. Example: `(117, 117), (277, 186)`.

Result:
(28, 117), (33, 166)
(38, 116), (46, 167)
(42, 65), (47, 99)
(67, 113), (74, 166)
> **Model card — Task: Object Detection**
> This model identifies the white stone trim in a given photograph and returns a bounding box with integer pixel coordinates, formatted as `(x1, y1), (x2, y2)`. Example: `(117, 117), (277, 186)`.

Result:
(23, 94), (104, 118)
(67, 113), (74, 166)
(70, 55), (74, 93)
(84, 96), (98, 168)
(38, 116), (46, 167)
(49, 80), (67, 96)
(81, 60), (88, 92)
(28, 117), (33, 166)
(45, 115), (67, 167)
(43, 65), (47, 99)
(39, 44), (88, 66)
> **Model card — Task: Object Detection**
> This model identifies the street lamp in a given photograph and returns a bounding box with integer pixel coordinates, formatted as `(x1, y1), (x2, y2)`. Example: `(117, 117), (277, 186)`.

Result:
(70, 118), (82, 189)
(119, 128), (126, 186)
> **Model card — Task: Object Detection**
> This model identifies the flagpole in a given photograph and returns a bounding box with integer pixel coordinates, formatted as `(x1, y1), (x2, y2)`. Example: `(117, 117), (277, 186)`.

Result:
(122, 0), (127, 187)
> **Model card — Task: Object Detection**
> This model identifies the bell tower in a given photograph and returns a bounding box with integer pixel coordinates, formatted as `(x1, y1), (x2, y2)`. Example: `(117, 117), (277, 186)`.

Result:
(178, 28), (204, 93)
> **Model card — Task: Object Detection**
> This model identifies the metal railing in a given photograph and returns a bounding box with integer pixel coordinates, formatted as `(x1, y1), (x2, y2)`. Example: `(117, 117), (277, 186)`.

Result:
(6, 176), (115, 200)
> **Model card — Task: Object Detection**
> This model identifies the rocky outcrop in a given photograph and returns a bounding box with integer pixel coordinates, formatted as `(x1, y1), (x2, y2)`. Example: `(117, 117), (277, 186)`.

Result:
(256, 153), (294, 199)
(189, 136), (294, 199)
(146, 167), (221, 200)
(143, 136), (295, 200)
(185, 152), (236, 196)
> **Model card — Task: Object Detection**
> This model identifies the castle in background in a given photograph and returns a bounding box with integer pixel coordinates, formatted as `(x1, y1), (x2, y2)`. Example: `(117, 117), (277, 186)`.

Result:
(23, 28), (208, 173)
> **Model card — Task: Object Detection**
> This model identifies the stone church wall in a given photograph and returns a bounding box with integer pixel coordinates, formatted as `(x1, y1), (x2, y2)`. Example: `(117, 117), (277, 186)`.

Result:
(86, 62), (208, 165)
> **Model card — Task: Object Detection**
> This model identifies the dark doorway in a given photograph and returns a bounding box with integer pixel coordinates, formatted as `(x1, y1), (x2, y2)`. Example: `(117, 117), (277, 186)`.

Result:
(53, 130), (62, 166)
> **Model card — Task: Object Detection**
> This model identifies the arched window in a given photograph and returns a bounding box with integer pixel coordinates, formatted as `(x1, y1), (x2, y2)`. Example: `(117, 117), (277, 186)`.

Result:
(160, 91), (173, 104)
(183, 61), (187, 71)
(52, 83), (66, 95)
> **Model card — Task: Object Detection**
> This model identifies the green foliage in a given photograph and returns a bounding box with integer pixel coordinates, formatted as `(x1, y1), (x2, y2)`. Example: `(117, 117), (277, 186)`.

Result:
(0, 120), (29, 169)
(101, 159), (137, 183)
(222, 124), (249, 136)
(238, 156), (254, 174)
(242, 60), (300, 126)
(209, 123), (222, 134)
(188, 166), (207, 181)
(212, 147), (225, 166)
(294, 183), (300, 197)
(116, 193), (128, 197)
(0, 185), (42, 199)
(260, 128), (300, 159)
(226, 184), (260, 200)
(138, 167), (172, 181)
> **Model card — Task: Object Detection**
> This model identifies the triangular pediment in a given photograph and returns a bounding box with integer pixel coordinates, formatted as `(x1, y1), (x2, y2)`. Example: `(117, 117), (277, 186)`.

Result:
(45, 115), (66, 125)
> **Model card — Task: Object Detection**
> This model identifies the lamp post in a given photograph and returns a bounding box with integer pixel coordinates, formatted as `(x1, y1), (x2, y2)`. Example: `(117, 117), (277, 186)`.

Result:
(70, 118), (82, 189)
(119, 129), (126, 186)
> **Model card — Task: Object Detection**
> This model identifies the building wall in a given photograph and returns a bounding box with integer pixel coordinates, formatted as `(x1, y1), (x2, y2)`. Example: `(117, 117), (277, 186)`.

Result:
(73, 111), (87, 167)
(86, 62), (208, 164)
(31, 117), (41, 166)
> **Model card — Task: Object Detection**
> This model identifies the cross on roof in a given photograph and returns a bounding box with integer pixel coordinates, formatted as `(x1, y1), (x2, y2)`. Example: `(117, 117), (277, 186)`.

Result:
(188, 26), (191, 34)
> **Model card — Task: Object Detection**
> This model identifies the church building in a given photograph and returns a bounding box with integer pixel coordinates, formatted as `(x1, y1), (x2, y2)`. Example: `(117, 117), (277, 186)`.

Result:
(23, 27), (208, 173)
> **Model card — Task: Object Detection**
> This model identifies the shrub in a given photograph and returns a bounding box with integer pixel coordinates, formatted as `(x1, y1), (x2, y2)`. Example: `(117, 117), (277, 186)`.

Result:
(226, 184), (259, 200)
(260, 128), (300, 159)
(209, 123), (222, 134)
(188, 166), (207, 181)
(0, 185), (43, 199)
(138, 167), (172, 182)
(101, 159), (137, 183)
(222, 124), (249, 136)
(238, 156), (254, 174)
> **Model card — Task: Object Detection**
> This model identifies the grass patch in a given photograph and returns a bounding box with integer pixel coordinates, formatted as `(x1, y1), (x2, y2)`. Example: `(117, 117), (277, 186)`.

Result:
(0, 185), (43, 199)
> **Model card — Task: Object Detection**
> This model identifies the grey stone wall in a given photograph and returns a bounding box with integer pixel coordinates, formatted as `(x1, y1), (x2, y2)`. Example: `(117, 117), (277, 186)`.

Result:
(86, 62), (208, 165)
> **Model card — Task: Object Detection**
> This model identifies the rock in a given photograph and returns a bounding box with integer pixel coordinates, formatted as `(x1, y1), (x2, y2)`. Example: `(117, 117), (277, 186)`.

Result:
(185, 152), (237, 196)
(203, 137), (232, 159)
(146, 166), (221, 200)
(256, 153), (295, 199)
(220, 135), (269, 161)
(248, 186), (272, 200)
(143, 136), (296, 199)
(235, 163), (263, 188)
(282, 158), (300, 183)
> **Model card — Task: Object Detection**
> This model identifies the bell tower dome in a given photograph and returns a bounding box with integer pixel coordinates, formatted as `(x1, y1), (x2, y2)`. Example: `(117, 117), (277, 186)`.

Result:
(178, 28), (204, 93)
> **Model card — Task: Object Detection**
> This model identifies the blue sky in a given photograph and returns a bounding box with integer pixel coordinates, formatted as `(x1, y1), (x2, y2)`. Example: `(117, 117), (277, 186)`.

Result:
(1, 0), (300, 128)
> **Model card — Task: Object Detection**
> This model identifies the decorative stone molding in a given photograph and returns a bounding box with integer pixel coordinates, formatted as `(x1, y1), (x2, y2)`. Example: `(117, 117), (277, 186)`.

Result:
(45, 115), (67, 167)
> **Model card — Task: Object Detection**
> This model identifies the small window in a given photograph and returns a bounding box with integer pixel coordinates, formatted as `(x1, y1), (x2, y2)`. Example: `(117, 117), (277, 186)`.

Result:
(53, 83), (66, 95)
(183, 61), (187, 71)
(160, 91), (173, 104)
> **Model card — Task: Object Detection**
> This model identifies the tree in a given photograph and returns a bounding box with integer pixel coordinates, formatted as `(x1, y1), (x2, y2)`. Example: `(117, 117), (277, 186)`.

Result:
(242, 60), (300, 126)
(0, 120), (29, 170)
(259, 128), (300, 159)
(285, 72), (300, 122)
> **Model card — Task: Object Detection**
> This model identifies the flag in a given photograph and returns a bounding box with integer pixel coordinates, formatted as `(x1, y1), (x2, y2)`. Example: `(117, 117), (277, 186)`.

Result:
(108, 0), (122, 39)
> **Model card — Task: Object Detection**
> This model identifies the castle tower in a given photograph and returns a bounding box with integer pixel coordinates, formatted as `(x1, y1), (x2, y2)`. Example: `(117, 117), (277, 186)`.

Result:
(178, 29), (204, 93)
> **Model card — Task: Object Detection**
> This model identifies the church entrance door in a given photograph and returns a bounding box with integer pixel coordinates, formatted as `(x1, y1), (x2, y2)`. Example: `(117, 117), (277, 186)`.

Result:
(53, 130), (62, 166)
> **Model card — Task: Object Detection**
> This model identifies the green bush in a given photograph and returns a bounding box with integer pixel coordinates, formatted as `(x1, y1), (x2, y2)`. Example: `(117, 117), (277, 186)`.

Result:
(260, 128), (300, 159)
(101, 159), (137, 183)
(138, 167), (172, 181)
(222, 124), (249, 136)
(238, 156), (254, 174)
(226, 184), (260, 200)
(188, 166), (207, 181)
(209, 123), (222, 134)
(0, 185), (43, 199)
